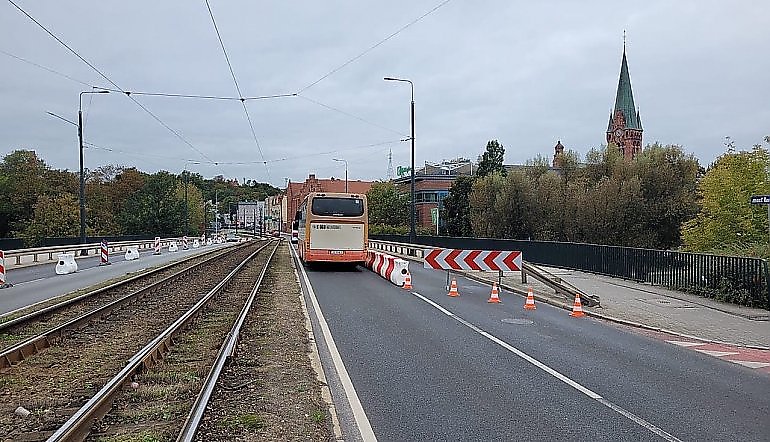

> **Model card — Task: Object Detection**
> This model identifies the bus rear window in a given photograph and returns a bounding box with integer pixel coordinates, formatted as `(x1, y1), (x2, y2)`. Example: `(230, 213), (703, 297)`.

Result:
(311, 197), (364, 217)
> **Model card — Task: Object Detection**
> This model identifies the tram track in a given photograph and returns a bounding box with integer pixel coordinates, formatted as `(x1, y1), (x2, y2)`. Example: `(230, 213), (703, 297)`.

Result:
(0, 241), (267, 440)
(0, 243), (241, 358)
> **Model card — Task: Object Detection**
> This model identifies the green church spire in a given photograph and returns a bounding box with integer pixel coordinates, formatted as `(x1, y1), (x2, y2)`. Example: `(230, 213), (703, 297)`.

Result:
(612, 46), (642, 130)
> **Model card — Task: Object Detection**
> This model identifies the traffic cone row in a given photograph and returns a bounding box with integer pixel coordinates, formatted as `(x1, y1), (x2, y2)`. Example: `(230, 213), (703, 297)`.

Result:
(487, 283), (501, 303)
(569, 293), (586, 317)
(403, 273), (413, 290)
(524, 286), (536, 310)
(447, 279), (460, 297)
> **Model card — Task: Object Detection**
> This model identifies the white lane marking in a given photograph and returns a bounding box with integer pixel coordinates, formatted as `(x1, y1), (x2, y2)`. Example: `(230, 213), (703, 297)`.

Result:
(665, 340), (706, 348)
(8, 277), (45, 286)
(410, 291), (682, 442)
(694, 350), (739, 357)
(727, 360), (770, 369)
(293, 247), (377, 442)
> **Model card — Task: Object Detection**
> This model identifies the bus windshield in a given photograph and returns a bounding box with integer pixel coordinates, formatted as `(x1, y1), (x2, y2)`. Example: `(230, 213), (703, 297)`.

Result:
(311, 197), (364, 217)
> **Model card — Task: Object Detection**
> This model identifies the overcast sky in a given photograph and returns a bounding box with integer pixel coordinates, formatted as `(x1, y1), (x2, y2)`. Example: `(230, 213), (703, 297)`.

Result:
(2, 1), (768, 188)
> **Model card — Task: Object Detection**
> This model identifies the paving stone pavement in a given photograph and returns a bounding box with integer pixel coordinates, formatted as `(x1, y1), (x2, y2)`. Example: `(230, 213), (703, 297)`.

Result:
(482, 266), (770, 349)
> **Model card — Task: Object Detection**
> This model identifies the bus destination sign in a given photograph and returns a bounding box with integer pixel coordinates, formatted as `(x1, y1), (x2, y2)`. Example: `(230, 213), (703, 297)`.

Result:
(750, 195), (770, 205)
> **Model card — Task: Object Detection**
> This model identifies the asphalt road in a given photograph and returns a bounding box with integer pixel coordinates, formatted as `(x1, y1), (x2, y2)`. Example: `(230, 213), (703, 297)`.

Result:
(0, 243), (232, 316)
(302, 259), (770, 441)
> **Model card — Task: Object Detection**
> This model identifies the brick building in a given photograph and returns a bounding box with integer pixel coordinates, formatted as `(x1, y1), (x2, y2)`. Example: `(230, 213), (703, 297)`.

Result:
(393, 159), (474, 229)
(282, 174), (375, 231)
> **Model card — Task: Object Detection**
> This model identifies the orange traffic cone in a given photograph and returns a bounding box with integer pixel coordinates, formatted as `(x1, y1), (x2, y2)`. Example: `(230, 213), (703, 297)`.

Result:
(524, 286), (536, 310)
(569, 293), (586, 317)
(487, 283), (501, 303)
(447, 279), (460, 297)
(403, 273), (413, 290)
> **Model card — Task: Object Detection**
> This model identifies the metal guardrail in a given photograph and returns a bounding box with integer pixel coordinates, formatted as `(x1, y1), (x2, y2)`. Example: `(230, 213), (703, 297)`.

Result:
(371, 234), (770, 311)
(2, 236), (190, 269)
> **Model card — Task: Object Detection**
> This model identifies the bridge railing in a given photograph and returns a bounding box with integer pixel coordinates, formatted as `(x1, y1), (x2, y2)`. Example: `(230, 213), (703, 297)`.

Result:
(370, 234), (770, 310)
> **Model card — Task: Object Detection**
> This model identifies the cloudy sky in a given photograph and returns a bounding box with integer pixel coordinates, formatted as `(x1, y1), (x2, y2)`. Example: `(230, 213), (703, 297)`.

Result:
(2, 0), (768, 187)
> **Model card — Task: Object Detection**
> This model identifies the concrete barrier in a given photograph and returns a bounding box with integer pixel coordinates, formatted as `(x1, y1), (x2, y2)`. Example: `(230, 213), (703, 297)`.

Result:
(55, 253), (78, 275)
(192, 239), (200, 248)
(365, 250), (410, 287)
(168, 241), (179, 252)
(125, 246), (140, 261)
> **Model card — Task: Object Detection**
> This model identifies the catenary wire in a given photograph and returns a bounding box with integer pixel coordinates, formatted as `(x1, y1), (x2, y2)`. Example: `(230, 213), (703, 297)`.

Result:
(7, 0), (221, 170)
(204, 0), (271, 182)
(295, 94), (407, 137)
(297, 0), (454, 93)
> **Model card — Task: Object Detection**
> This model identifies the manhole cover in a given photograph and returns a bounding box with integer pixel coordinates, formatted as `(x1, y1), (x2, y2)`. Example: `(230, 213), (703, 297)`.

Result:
(501, 318), (534, 325)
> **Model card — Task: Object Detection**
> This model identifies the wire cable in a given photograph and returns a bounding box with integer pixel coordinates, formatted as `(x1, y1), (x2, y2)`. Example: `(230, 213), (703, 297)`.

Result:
(297, 0), (454, 93)
(204, 0), (271, 181)
(7, 0), (220, 169)
(295, 94), (407, 137)
(0, 48), (92, 86)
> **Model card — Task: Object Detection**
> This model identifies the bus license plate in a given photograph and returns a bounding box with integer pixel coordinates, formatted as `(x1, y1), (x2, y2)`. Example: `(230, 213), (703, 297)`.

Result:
(330, 250), (344, 255)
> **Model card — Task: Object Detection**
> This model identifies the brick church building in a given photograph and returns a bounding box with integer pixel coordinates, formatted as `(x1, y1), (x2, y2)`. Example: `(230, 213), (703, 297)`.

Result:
(606, 44), (643, 159)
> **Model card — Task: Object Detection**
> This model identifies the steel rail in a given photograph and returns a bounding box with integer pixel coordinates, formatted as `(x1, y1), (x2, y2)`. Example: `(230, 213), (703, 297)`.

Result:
(0, 243), (236, 328)
(0, 242), (248, 369)
(177, 240), (280, 441)
(47, 239), (278, 442)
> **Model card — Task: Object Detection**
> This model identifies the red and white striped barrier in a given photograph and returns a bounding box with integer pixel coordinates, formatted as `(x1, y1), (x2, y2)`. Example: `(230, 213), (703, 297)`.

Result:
(365, 250), (410, 287)
(183, 236), (189, 250)
(0, 250), (8, 288)
(153, 237), (161, 255)
(424, 248), (522, 271)
(99, 240), (111, 266)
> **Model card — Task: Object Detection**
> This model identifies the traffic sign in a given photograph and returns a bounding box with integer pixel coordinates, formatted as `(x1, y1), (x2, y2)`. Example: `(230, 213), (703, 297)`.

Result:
(750, 195), (770, 205)
(424, 248), (522, 271)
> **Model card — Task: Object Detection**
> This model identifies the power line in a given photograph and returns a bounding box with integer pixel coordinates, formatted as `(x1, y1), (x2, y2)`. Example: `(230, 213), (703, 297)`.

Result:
(7, 0), (220, 169)
(297, 0), (454, 93)
(295, 94), (406, 137)
(223, 139), (404, 165)
(0, 48), (92, 86)
(204, 0), (271, 182)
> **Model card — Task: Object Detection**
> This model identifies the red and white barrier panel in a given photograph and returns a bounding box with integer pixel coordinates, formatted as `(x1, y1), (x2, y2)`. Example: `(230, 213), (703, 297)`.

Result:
(0, 250), (7, 288)
(99, 240), (111, 266)
(424, 248), (522, 271)
(365, 250), (410, 286)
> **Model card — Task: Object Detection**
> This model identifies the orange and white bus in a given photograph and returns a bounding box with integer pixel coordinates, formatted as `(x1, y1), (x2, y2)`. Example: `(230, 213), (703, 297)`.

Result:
(295, 192), (368, 265)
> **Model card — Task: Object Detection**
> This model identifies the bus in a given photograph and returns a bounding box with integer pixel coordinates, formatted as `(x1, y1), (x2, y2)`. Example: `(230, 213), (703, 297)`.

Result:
(295, 192), (368, 265)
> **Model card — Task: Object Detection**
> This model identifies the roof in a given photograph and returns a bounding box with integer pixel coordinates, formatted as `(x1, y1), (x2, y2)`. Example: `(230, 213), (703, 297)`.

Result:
(609, 47), (642, 131)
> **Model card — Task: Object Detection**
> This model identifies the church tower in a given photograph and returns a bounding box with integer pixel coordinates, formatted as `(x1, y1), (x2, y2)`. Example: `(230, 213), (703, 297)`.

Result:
(606, 41), (643, 159)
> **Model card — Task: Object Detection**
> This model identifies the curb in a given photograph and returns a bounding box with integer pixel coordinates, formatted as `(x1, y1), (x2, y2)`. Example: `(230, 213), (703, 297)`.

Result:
(383, 247), (770, 352)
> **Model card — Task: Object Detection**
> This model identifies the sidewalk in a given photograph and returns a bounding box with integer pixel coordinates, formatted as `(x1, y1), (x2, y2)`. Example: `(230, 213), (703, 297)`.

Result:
(487, 266), (770, 349)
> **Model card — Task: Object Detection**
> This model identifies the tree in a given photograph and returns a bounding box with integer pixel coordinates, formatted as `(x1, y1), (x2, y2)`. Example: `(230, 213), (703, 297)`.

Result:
(16, 194), (79, 243)
(0, 150), (50, 237)
(119, 171), (186, 235)
(366, 182), (409, 228)
(681, 142), (770, 252)
(442, 176), (474, 236)
(476, 140), (506, 177)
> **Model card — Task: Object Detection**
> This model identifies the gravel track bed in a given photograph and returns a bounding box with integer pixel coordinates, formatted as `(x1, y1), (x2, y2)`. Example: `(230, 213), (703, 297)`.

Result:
(0, 246), (234, 351)
(86, 243), (277, 441)
(0, 243), (262, 441)
(194, 243), (332, 441)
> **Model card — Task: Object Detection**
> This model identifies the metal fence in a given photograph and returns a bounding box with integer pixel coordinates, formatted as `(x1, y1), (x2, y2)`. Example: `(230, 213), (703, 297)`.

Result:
(372, 234), (770, 310)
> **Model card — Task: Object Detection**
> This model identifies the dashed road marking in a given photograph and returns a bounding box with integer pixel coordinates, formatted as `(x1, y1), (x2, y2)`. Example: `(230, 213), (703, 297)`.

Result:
(411, 290), (682, 442)
(694, 349), (739, 357)
(727, 360), (770, 369)
(665, 340), (705, 347)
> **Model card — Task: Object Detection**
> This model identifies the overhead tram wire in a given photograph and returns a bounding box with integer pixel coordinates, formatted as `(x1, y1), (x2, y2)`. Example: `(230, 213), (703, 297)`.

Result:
(294, 94), (407, 137)
(204, 0), (271, 182)
(297, 0), (454, 94)
(0, 48), (93, 87)
(7, 0), (220, 170)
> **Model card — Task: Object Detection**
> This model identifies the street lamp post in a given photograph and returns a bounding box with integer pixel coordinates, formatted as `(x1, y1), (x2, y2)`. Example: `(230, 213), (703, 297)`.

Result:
(78, 90), (109, 255)
(333, 158), (348, 192)
(384, 77), (416, 242)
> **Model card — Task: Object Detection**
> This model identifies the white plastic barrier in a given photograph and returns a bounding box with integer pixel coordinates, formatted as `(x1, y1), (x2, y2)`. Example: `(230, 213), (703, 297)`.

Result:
(206, 239), (213, 246)
(364, 250), (410, 287)
(55, 253), (78, 275)
(192, 239), (200, 248)
(168, 241), (179, 252)
(125, 246), (140, 261)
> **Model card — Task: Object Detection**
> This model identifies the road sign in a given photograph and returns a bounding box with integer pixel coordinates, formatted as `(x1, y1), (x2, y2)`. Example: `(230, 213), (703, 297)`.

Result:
(430, 207), (439, 225)
(750, 195), (770, 204)
(424, 248), (522, 271)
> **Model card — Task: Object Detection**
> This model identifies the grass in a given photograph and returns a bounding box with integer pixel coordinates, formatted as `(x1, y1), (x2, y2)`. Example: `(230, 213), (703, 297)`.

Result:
(222, 413), (266, 430)
(94, 431), (168, 442)
(311, 409), (326, 424)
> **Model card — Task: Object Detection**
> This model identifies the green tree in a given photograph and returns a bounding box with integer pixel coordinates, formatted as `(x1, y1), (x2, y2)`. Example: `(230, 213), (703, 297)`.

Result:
(17, 194), (80, 243)
(119, 171), (186, 235)
(682, 143), (770, 251)
(0, 150), (50, 237)
(442, 176), (474, 236)
(366, 182), (409, 228)
(476, 140), (506, 177)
